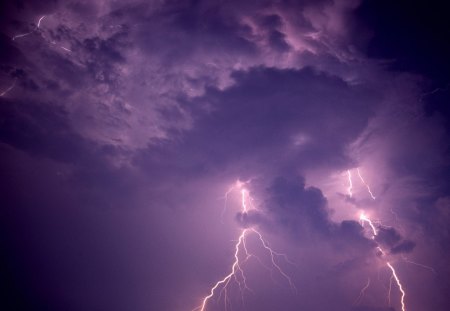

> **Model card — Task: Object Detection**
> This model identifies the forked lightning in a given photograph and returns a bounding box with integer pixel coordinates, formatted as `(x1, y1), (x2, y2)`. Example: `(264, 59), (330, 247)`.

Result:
(194, 184), (295, 311)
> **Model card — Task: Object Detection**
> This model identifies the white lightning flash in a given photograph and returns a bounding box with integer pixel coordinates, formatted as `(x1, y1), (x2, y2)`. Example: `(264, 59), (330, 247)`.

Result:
(346, 168), (376, 200)
(12, 15), (72, 53)
(346, 170), (353, 198)
(220, 180), (250, 222)
(194, 183), (296, 311)
(357, 168), (376, 200)
(387, 262), (406, 311)
(360, 212), (407, 311)
(12, 15), (46, 41)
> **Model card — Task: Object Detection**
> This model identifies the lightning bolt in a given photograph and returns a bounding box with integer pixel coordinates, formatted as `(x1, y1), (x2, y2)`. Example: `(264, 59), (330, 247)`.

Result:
(194, 229), (250, 311)
(346, 170), (353, 198)
(194, 183), (296, 311)
(357, 168), (376, 200)
(354, 168), (434, 311)
(50, 41), (72, 52)
(354, 277), (371, 305)
(346, 168), (376, 200)
(354, 170), (410, 236)
(359, 213), (378, 238)
(241, 189), (249, 213)
(0, 79), (16, 97)
(251, 229), (296, 291)
(12, 15), (46, 41)
(220, 180), (249, 222)
(386, 262), (406, 311)
(12, 15), (72, 53)
(360, 212), (407, 311)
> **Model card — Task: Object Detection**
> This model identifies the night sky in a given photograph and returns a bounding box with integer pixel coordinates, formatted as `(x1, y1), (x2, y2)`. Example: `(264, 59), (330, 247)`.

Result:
(1, 1), (449, 311)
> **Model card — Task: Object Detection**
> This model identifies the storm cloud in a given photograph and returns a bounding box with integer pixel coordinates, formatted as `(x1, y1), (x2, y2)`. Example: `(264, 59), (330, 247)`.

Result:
(1, 0), (449, 310)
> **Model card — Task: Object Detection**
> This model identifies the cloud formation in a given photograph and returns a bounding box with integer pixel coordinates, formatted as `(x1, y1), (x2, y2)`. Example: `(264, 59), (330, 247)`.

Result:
(1, 0), (449, 310)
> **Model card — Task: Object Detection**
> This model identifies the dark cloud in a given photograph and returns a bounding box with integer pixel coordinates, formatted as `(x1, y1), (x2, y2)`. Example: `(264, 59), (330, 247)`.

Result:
(0, 98), (87, 161)
(263, 175), (331, 236)
(332, 220), (377, 254)
(1, 0), (370, 149)
(233, 174), (333, 239)
(235, 209), (268, 229)
(236, 175), (377, 256)
(258, 14), (284, 29)
(140, 66), (375, 175)
(374, 226), (416, 254)
(374, 227), (401, 248)
(390, 239), (416, 254)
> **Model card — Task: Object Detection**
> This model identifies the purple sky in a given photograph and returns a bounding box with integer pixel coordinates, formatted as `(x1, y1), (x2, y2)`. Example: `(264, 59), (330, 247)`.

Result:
(1, 1), (449, 310)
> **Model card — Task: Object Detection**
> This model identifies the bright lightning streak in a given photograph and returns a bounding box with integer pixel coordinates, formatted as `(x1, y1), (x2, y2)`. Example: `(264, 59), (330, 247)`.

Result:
(357, 168), (376, 200)
(346, 168), (376, 200)
(12, 16), (46, 41)
(194, 230), (250, 311)
(360, 212), (407, 311)
(359, 213), (378, 237)
(220, 180), (248, 222)
(194, 183), (295, 311)
(0, 79), (16, 97)
(37, 15), (45, 27)
(12, 15), (72, 53)
(354, 277), (371, 305)
(346, 170), (353, 197)
(251, 228), (296, 293)
(241, 189), (248, 213)
(387, 262), (406, 311)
